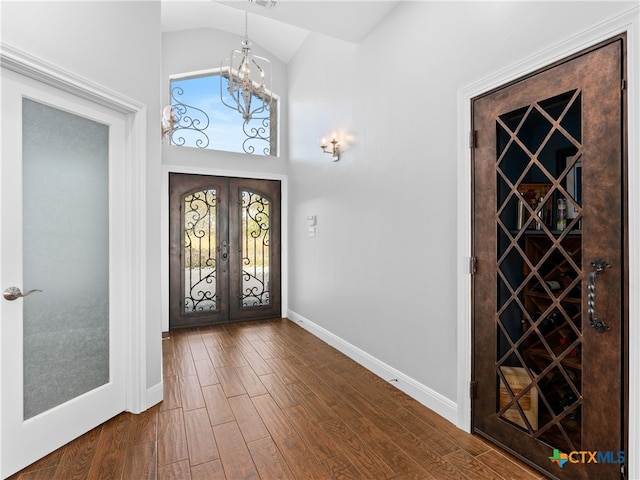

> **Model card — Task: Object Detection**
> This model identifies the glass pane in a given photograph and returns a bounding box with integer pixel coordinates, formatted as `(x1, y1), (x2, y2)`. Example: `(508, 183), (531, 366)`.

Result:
(498, 364), (538, 431)
(241, 191), (270, 308)
(169, 75), (274, 156)
(184, 190), (218, 313)
(495, 90), (583, 449)
(22, 99), (109, 419)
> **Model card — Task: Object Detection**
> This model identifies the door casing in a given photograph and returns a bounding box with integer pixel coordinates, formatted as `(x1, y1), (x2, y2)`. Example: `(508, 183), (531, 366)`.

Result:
(161, 166), (288, 333)
(0, 43), (149, 477)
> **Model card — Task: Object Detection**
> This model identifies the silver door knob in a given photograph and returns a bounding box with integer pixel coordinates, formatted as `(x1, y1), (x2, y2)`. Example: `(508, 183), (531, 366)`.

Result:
(3, 287), (43, 301)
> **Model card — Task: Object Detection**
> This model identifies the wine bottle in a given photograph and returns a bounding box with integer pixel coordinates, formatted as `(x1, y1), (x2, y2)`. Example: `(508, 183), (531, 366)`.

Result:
(541, 373), (578, 415)
(556, 198), (567, 231)
(562, 302), (581, 320)
(535, 196), (546, 230)
(545, 280), (562, 291)
(538, 311), (558, 334)
(556, 270), (573, 291)
(533, 279), (560, 293)
(557, 328), (574, 346)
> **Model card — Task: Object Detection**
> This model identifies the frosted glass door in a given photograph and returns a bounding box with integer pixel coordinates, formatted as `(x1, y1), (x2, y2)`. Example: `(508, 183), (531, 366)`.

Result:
(22, 99), (110, 418)
(2, 60), (127, 479)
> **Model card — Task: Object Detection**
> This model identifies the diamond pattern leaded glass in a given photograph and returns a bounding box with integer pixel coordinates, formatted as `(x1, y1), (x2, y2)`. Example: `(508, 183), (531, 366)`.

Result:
(495, 90), (583, 452)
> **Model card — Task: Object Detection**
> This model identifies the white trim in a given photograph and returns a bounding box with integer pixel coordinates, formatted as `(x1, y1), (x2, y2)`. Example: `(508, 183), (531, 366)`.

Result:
(287, 310), (458, 425)
(456, 7), (639, 479)
(146, 382), (164, 410)
(125, 106), (149, 414)
(0, 41), (149, 415)
(160, 164), (288, 333)
(1, 42), (144, 115)
(167, 67), (281, 104)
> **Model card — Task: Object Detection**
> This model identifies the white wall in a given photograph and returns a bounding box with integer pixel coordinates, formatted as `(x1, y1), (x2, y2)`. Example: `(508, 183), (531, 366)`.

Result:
(287, 1), (637, 416)
(1, 1), (163, 394)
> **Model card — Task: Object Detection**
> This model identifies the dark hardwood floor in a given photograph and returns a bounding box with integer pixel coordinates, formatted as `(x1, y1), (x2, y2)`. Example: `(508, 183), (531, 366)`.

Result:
(10, 318), (545, 479)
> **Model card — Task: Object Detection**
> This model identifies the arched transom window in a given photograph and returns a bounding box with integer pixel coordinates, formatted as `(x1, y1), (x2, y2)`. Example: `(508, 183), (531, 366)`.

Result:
(166, 71), (278, 156)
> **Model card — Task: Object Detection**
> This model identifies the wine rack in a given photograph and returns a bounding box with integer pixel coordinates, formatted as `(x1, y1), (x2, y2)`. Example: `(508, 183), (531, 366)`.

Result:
(521, 232), (582, 450)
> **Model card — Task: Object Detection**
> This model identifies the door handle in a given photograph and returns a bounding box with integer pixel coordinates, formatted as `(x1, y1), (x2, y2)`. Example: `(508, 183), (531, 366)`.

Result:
(221, 240), (229, 261)
(588, 259), (611, 333)
(3, 287), (43, 301)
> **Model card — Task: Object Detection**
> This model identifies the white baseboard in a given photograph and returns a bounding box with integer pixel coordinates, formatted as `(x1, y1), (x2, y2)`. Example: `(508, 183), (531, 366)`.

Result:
(146, 382), (163, 410)
(286, 310), (458, 426)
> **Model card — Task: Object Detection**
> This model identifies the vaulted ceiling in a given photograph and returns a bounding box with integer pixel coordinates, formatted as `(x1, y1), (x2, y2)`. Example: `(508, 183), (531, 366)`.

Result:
(161, 0), (401, 63)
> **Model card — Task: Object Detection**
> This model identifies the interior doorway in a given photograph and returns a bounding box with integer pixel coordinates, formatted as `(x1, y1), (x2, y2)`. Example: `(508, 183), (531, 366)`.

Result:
(1, 56), (137, 478)
(169, 173), (281, 328)
(471, 35), (627, 479)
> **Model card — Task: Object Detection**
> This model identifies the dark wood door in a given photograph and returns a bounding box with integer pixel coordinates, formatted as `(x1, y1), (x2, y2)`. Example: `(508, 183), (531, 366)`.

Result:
(472, 36), (627, 479)
(169, 174), (281, 328)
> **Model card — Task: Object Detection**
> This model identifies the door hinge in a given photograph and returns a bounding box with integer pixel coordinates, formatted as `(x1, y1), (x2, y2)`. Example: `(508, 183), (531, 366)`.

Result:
(470, 380), (476, 399)
(469, 256), (477, 275)
(622, 78), (627, 90)
(469, 130), (477, 149)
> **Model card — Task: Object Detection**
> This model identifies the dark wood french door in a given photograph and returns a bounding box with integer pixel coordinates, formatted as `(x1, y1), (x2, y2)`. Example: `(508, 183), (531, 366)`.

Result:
(169, 173), (281, 328)
(472, 36), (627, 479)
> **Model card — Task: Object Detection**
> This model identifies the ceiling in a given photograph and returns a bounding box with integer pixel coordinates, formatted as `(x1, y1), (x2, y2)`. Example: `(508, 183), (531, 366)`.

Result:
(161, 0), (401, 63)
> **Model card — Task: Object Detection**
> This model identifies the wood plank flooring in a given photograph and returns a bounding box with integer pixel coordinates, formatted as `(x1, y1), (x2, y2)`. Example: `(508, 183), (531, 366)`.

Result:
(9, 318), (546, 479)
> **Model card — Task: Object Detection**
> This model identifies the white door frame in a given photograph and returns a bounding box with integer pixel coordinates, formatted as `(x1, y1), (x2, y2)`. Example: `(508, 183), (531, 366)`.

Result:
(0, 40), (148, 437)
(160, 164), (288, 333)
(456, 7), (639, 478)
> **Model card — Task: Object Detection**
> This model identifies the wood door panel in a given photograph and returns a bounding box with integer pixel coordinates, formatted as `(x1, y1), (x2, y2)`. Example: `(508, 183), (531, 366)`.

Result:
(229, 177), (282, 322)
(472, 36), (626, 480)
(169, 174), (230, 327)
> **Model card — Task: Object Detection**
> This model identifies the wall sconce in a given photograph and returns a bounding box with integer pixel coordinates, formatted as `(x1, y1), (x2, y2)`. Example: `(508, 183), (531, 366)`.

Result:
(161, 105), (175, 140)
(319, 132), (340, 162)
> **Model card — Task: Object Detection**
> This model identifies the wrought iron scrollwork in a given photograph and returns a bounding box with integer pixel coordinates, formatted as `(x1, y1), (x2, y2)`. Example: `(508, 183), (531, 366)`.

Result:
(168, 86), (210, 149)
(184, 189), (218, 313)
(242, 117), (271, 156)
(169, 76), (275, 155)
(241, 191), (271, 307)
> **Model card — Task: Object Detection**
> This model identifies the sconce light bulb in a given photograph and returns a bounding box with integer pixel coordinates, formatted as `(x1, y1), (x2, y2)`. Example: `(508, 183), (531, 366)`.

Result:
(318, 131), (341, 161)
(162, 105), (176, 139)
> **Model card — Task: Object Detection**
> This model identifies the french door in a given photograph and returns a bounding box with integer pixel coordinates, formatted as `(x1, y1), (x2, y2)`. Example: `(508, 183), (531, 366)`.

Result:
(169, 174), (281, 328)
(1, 66), (127, 477)
(472, 36), (627, 479)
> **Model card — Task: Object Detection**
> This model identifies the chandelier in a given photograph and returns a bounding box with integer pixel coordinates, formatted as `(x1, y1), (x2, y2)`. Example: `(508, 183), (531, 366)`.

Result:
(220, 12), (272, 123)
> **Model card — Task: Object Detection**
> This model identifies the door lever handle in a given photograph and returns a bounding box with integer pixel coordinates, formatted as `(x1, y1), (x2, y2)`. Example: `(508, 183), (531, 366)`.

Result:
(221, 240), (229, 261)
(588, 260), (611, 333)
(3, 287), (43, 301)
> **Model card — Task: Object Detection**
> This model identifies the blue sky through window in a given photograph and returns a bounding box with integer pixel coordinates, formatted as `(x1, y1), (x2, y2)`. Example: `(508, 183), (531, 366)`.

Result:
(170, 74), (273, 155)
